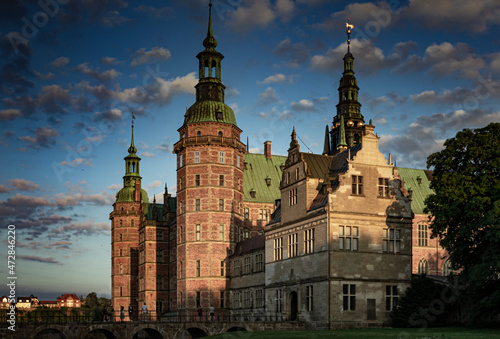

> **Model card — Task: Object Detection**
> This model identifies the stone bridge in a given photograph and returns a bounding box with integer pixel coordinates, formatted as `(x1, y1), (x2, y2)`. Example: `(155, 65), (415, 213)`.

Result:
(5, 320), (305, 339)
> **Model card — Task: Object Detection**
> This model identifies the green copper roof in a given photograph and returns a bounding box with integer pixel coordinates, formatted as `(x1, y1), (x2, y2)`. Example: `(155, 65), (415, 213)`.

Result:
(243, 153), (287, 203)
(145, 203), (163, 221)
(398, 167), (434, 214)
(185, 100), (237, 126)
(116, 186), (149, 205)
(301, 153), (331, 179)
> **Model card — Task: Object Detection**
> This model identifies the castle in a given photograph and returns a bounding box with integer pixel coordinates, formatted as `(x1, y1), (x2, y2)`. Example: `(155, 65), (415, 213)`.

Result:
(110, 3), (449, 327)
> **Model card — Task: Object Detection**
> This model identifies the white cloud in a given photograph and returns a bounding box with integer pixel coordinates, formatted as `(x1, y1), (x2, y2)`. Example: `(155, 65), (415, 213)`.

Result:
(290, 99), (315, 111)
(257, 87), (279, 105)
(0, 109), (22, 121)
(258, 73), (287, 85)
(131, 47), (171, 67)
(139, 151), (155, 157)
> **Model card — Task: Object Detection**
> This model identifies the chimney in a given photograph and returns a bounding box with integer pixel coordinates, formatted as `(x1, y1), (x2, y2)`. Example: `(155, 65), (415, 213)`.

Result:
(264, 141), (271, 159)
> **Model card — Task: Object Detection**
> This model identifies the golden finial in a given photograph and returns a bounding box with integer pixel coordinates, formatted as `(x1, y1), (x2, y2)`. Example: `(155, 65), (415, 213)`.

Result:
(346, 18), (354, 53)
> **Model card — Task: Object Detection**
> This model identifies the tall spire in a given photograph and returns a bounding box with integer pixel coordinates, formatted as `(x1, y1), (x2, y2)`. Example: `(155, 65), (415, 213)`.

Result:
(203, 0), (217, 51)
(337, 115), (347, 151)
(346, 18), (353, 53)
(128, 114), (137, 155)
(290, 126), (299, 149)
(322, 125), (330, 155)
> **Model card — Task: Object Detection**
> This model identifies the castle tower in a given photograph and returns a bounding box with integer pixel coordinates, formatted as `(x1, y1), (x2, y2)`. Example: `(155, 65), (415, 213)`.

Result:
(110, 122), (149, 316)
(329, 20), (365, 153)
(172, 1), (246, 311)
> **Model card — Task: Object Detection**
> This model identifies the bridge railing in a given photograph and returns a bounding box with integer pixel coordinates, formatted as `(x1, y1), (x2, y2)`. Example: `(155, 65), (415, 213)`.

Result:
(161, 309), (284, 322)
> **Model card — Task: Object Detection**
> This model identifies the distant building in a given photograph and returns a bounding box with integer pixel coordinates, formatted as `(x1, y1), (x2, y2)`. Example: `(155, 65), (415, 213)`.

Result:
(57, 293), (81, 308)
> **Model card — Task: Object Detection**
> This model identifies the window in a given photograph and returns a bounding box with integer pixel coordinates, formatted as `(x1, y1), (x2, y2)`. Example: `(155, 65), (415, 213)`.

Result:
(352, 175), (363, 195)
(179, 177), (183, 190)
(120, 264), (123, 274)
(179, 154), (183, 167)
(443, 259), (453, 276)
(244, 257), (251, 274)
(304, 229), (315, 254)
(219, 225), (224, 240)
(288, 233), (298, 258)
(179, 226), (183, 243)
(386, 285), (398, 311)
(194, 151), (200, 163)
(157, 230), (163, 240)
(383, 228), (401, 253)
(119, 219), (123, 227)
(418, 223), (428, 247)
(295, 167), (300, 180)
(218, 131), (223, 137)
(219, 151), (225, 164)
(196, 199), (200, 211)
(274, 237), (283, 261)
(234, 292), (241, 309)
(157, 249), (164, 262)
(220, 291), (225, 308)
(196, 291), (201, 307)
(120, 233), (122, 241)
(196, 260), (201, 277)
(237, 155), (241, 168)
(275, 289), (282, 313)
(120, 249), (122, 256)
(196, 224), (201, 241)
(131, 219), (134, 227)
(179, 261), (183, 278)
(418, 258), (429, 275)
(259, 209), (269, 221)
(195, 174), (200, 186)
(244, 229), (249, 239)
(234, 260), (240, 276)
(220, 261), (225, 276)
(244, 208), (249, 220)
(197, 131), (201, 137)
(156, 277), (163, 290)
(339, 226), (359, 251)
(156, 300), (163, 314)
(286, 172), (291, 184)
(219, 175), (224, 186)
(256, 289), (263, 308)
(343, 284), (356, 311)
(120, 286), (122, 297)
(179, 201), (183, 214)
(219, 199), (224, 211)
(244, 291), (251, 308)
(378, 178), (390, 197)
(306, 286), (313, 311)
(289, 188), (297, 206)
(255, 253), (263, 272)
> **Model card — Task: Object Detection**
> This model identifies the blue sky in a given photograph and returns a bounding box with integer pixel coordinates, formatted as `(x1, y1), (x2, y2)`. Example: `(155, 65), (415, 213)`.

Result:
(1, 0), (500, 300)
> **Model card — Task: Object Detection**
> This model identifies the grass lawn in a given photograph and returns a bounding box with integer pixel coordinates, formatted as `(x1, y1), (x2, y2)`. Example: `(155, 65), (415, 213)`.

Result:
(208, 327), (500, 339)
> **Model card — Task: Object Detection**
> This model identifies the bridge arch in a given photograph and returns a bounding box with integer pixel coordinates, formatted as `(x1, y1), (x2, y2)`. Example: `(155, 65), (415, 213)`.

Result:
(132, 327), (164, 339)
(87, 328), (117, 339)
(185, 327), (208, 338)
(33, 328), (68, 339)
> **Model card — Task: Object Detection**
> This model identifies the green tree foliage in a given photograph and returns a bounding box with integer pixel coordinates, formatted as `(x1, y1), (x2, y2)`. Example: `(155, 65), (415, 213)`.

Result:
(83, 292), (98, 308)
(425, 122), (500, 321)
(390, 275), (457, 327)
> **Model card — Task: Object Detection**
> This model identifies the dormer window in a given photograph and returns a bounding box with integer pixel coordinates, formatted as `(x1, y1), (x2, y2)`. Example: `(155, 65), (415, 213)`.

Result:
(218, 131), (223, 137)
(197, 131), (201, 137)
(417, 176), (422, 185)
(250, 188), (256, 198)
(216, 110), (223, 120)
(265, 176), (271, 186)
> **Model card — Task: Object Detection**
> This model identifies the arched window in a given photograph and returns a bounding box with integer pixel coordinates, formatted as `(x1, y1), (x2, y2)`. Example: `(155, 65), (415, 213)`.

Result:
(218, 131), (223, 137)
(197, 131), (201, 137)
(443, 259), (453, 276)
(418, 258), (429, 275)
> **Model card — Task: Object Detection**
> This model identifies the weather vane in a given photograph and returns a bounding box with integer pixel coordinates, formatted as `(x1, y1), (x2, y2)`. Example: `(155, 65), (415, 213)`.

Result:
(132, 112), (136, 129)
(346, 18), (354, 52)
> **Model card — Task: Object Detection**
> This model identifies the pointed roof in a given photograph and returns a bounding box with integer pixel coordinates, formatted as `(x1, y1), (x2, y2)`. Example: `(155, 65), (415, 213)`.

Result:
(322, 125), (330, 155)
(203, 1), (217, 51)
(290, 126), (299, 149)
(337, 115), (347, 148)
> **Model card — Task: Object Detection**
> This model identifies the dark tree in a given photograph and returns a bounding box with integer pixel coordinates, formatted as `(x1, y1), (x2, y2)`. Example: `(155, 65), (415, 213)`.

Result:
(84, 292), (99, 308)
(425, 122), (500, 321)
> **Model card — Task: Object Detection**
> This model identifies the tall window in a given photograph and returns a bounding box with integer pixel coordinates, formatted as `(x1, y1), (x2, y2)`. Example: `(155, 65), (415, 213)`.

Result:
(259, 209), (269, 220)
(219, 225), (224, 240)
(255, 253), (263, 272)
(286, 172), (291, 184)
(179, 177), (183, 190)
(131, 219), (134, 227)
(352, 175), (363, 195)
(339, 226), (359, 251)
(289, 188), (297, 206)
(220, 261), (225, 276)
(157, 249), (164, 262)
(194, 151), (200, 163)
(219, 151), (225, 164)
(418, 258), (429, 275)
(219, 175), (224, 186)
(275, 289), (282, 313)
(295, 167), (300, 180)
(196, 224), (201, 241)
(196, 260), (201, 277)
(120, 264), (123, 274)
(304, 228), (315, 254)
(418, 223), (428, 246)
(219, 199), (224, 211)
(196, 291), (201, 307)
(288, 233), (298, 258)
(196, 199), (200, 211)
(237, 155), (240, 168)
(244, 291), (251, 308)
(195, 174), (200, 186)
(244, 208), (249, 220)
(244, 257), (251, 274)
(120, 249), (122, 256)
(378, 178), (390, 197)
(234, 260), (240, 276)
(385, 285), (398, 311)
(256, 289), (263, 308)
(383, 228), (401, 253)
(443, 259), (453, 276)
(306, 285), (313, 311)
(343, 284), (356, 311)
(274, 237), (283, 261)
(244, 229), (250, 239)
(156, 277), (163, 290)
(179, 154), (183, 167)
(179, 201), (183, 214)
(234, 292), (241, 309)
(220, 291), (225, 308)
